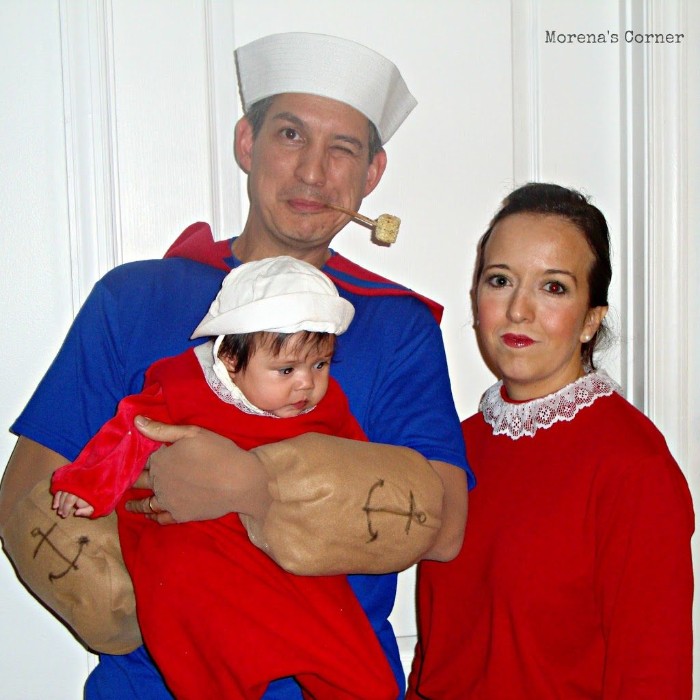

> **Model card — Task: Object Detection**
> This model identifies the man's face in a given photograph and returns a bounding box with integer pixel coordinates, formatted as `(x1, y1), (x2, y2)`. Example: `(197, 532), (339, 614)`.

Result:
(235, 93), (386, 259)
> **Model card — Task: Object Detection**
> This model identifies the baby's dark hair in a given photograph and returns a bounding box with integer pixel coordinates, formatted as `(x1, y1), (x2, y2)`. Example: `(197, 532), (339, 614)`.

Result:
(217, 330), (336, 373)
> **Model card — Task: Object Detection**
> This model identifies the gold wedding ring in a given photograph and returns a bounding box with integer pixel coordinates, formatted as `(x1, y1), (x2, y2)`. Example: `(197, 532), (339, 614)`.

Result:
(148, 496), (157, 513)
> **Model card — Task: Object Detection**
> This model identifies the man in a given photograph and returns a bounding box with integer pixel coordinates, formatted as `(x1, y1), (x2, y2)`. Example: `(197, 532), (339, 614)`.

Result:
(0, 32), (471, 698)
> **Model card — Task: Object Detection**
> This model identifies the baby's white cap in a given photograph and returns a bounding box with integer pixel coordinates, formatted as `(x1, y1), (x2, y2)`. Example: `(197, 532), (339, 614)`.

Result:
(191, 256), (355, 338)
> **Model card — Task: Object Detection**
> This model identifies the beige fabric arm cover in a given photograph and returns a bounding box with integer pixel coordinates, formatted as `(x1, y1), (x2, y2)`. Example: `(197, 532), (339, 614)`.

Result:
(0, 434), (443, 652)
(1, 477), (142, 655)
(241, 433), (444, 575)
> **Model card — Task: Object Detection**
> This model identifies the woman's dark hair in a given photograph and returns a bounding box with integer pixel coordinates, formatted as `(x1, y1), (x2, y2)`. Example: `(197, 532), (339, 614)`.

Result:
(218, 330), (335, 373)
(473, 182), (612, 369)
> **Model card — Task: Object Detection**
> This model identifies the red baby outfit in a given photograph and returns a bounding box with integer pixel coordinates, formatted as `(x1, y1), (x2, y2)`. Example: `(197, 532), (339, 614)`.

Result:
(408, 374), (694, 699)
(52, 347), (397, 700)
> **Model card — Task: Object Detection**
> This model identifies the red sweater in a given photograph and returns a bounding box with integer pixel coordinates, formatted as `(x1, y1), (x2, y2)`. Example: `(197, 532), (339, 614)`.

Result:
(409, 389), (694, 699)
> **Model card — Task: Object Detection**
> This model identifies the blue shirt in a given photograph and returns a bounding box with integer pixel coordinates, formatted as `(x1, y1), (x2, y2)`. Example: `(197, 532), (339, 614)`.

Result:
(13, 247), (472, 698)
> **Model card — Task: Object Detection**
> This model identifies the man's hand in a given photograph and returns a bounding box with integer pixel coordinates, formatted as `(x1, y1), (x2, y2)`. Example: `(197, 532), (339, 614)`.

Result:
(125, 417), (271, 524)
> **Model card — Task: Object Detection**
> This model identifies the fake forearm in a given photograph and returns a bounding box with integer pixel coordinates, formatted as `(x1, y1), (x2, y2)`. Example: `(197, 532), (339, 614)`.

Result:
(2, 476), (141, 654)
(241, 433), (444, 576)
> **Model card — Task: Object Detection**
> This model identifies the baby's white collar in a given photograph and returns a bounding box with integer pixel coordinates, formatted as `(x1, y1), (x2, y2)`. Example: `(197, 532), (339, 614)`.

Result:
(195, 341), (279, 417)
(194, 341), (317, 418)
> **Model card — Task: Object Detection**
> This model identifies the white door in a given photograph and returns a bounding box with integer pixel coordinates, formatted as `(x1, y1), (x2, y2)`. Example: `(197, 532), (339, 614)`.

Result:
(1, 1), (697, 697)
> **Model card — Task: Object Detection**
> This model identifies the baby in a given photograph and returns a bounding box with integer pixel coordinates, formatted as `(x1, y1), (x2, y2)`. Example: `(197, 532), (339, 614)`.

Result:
(51, 256), (397, 699)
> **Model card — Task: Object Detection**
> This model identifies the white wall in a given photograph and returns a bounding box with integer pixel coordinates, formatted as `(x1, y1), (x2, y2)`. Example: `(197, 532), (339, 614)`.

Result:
(687, 0), (700, 669)
(0, 3), (99, 694)
(0, 1), (697, 697)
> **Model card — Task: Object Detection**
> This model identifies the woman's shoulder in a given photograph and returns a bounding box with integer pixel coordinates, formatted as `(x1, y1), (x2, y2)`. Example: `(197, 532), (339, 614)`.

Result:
(572, 390), (692, 504)
(461, 410), (489, 440)
(588, 389), (670, 456)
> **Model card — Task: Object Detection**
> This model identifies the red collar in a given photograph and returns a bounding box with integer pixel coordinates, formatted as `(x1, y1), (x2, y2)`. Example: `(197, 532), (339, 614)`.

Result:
(164, 222), (443, 324)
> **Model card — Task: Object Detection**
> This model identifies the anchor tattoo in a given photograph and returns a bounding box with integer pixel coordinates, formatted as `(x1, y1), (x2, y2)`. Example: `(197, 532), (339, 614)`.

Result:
(31, 523), (90, 582)
(362, 478), (428, 543)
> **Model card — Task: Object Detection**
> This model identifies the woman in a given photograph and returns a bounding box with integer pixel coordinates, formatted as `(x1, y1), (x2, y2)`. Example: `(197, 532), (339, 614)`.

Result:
(408, 183), (693, 699)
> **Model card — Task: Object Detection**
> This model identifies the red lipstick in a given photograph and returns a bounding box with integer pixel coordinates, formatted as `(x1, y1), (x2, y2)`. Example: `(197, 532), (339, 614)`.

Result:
(502, 333), (535, 348)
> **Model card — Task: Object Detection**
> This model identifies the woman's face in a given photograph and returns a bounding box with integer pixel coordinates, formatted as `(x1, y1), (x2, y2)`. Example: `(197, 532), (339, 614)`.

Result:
(475, 212), (607, 401)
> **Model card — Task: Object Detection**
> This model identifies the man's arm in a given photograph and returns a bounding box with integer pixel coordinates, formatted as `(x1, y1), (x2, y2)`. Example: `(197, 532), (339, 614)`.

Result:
(0, 436), (142, 654)
(129, 421), (466, 575)
(422, 460), (467, 562)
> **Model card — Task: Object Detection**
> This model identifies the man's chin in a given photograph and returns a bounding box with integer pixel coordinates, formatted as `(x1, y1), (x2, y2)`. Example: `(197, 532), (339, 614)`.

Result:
(277, 227), (338, 249)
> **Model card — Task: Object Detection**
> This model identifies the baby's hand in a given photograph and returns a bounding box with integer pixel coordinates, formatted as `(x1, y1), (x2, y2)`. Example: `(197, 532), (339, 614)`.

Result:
(52, 491), (95, 518)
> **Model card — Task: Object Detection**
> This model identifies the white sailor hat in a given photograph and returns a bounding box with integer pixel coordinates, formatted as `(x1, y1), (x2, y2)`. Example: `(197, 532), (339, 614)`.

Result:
(235, 32), (417, 144)
(191, 256), (355, 338)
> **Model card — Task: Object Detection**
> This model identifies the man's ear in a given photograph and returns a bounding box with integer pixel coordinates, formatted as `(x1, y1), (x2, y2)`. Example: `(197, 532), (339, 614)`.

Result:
(234, 117), (254, 174)
(363, 149), (387, 197)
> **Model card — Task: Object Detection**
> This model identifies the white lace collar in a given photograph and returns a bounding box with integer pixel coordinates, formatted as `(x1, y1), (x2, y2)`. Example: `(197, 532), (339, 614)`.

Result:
(193, 341), (317, 418)
(479, 370), (621, 440)
(194, 341), (279, 417)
